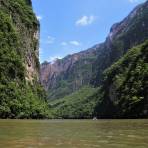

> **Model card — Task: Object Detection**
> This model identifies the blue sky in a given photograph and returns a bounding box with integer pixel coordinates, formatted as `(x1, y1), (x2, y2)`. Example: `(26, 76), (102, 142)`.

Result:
(32, 0), (146, 63)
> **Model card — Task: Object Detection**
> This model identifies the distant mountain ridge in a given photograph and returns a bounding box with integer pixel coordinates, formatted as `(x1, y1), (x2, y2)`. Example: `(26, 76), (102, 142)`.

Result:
(92, 0), (148, 85)
(40, 1), (148, 101)
(40, 46), (98, 99)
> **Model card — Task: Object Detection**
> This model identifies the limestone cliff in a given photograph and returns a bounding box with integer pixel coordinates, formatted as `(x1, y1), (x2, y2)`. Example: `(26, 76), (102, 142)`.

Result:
(0, 0), (40, 82)
(40, 48), (97, 99)
(95, 40), (148, 118)
(46, 1), (148, 118)
(40, 1), (148, 101)
(0, 0), (49, 119)
(93, 0), (148, 85)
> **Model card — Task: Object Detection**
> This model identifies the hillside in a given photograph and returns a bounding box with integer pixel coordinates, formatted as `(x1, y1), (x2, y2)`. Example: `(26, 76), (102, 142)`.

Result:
(40, 47), (98, 99)
(40, 1), (148, 101)
(48, 41), (148, 119)
(0, 0), (50, 118)
(95, 40), (148, 118)
(49, 86), (99, 119)
(2, 0), (147, 119)
(44, 1), (148, 119)
(93, 0), (148, 86)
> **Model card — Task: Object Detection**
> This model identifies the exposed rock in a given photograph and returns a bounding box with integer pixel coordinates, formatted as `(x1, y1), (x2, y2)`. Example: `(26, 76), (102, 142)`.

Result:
(40, 0), (148, 101)
(95, 40), (148, 118)
(93, 0), (148, 85)
(40, 48), (97, 92)
(0, 0), (40, 82)
(0, 0), (49, 119)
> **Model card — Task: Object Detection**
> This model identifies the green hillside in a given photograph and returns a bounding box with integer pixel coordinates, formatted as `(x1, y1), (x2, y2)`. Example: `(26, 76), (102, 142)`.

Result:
(49, 86), (99, 119)
(0, 0), (50, 119)
(95, 40), (148, 118)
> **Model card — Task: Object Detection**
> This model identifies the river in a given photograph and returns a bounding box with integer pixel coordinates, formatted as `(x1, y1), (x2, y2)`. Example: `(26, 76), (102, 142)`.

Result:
(0, 119), (148, 148)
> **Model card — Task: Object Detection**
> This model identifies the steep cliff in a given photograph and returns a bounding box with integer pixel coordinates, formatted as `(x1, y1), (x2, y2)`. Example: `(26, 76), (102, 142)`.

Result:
(95, 40), (148, 118)
(0, 0), (40, 81)
(92, 0), (148, 85)
(92, 0), (148, 118)
(44, 1), (148, 119)
(40, 1), (148, 102)
(0, 0), (49, 118)
(40, 47), (98, 99)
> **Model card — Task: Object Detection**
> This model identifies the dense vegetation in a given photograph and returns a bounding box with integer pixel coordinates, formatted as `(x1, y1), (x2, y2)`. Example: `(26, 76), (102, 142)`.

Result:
(47, 55), (97, 100)
(46, 1), (148, 119)
(92, 1), (148, 86)
(50, 41), (148, 119)
(95, 41), (148, 118)
(49, 86), (99, 119)
(0, 0), (148, 119)
(0, 0), (50, 119)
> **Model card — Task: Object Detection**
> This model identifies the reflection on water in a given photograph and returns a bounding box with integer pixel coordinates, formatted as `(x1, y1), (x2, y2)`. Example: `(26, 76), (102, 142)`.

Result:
(0, 119), (148, 148)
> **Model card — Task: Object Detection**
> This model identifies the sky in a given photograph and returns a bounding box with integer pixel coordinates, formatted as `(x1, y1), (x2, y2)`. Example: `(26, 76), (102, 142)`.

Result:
(31, 0), (146, 63)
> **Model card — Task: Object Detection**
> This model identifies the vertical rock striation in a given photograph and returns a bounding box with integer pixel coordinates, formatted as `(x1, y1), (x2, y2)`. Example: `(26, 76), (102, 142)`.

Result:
(40, 48), (98, 99)
(0, 0), (49, 119)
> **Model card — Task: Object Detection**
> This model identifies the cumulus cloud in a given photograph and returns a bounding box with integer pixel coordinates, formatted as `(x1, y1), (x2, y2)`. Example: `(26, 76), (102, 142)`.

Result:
(76, 15), (96, 26)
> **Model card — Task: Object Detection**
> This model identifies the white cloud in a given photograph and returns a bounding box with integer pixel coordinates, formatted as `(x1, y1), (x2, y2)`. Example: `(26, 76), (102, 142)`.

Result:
(47, 36), (55, 44)
(37, 15), (42, 21)
(69, 41), (80, 46)
(61, 42), (68, 46)
(76, 15), (96, 26)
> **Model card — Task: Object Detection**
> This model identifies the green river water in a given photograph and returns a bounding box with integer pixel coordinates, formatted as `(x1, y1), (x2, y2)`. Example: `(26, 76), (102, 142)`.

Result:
(0, 119), (148, 148)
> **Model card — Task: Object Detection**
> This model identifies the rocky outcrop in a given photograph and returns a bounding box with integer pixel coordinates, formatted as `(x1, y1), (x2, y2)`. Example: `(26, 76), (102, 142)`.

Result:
(108, 3), (144, 42)
(95, 40), (148, 118)
(40, 1), (148, 100)
(0, 0), (40, 82)
(40, 47), (97, 99)
(92, 0), (148, 85)
(0, 0), (49, 119)
(92, 1), (148, 118)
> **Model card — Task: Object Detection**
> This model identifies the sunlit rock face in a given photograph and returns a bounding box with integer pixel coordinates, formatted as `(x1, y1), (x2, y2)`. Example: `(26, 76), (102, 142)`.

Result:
(25, 27), (40, 82)
(40, 1), (148, 101)
(92, 0), (148, 86)
(0, 0), (49, 119)
(40, 48), (98, 98)
(0, 0), (40, 82)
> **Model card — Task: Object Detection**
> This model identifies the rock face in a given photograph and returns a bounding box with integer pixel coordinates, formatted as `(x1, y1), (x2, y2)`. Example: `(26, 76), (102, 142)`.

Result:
(0, 0), (49, 119)
(0, 0), (40, 82)
(95, 40), (148, 118)
(40, 48), (97, 99)
(40, 1), (148, 100)
(92, 0), (148, 85)
(93, 1), (148, 118)
(108, 3), (144, 42)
